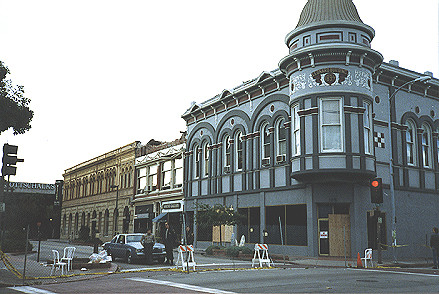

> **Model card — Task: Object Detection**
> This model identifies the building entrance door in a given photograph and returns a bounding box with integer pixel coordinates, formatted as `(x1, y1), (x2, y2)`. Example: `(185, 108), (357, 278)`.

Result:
(318, 219), (329, 255)
(328, 214), (351, 257)
(318, 204), (350, 256)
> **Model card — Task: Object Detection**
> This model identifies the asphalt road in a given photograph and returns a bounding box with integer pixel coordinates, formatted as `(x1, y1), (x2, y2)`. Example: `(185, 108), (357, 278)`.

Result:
(4, 265), (439, 293)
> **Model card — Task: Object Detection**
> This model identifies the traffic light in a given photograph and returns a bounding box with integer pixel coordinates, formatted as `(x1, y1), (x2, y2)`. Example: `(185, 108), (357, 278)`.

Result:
(370, 178), (383, 204)
(2, 144), (24, 176)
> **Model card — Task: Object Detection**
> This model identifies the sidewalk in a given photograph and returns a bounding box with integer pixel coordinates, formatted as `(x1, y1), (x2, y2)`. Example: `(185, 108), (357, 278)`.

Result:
(0, 251), (117, 287)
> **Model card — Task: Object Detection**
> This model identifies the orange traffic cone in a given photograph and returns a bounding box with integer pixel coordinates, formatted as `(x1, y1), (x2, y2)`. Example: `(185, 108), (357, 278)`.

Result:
(357, 252), (363, 268)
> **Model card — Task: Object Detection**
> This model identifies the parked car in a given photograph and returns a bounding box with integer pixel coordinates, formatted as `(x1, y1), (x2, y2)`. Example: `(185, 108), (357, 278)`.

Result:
(102, 233), (166, 264)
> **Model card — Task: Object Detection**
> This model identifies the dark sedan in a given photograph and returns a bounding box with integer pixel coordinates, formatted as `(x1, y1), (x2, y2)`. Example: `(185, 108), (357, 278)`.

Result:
(102, 233), (166, 264)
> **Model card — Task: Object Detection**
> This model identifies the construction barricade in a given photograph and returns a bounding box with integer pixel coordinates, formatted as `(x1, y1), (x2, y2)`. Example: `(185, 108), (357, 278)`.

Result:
(251, 244), (273, 268)
(176, 245), (196, 271)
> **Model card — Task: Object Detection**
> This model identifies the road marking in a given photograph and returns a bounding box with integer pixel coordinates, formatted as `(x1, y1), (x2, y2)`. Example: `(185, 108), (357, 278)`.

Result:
(349, 268), (439, 278)
(127, 277), (236, 294)
(8, 286), (57, 294)
(121, 262), (250, 272)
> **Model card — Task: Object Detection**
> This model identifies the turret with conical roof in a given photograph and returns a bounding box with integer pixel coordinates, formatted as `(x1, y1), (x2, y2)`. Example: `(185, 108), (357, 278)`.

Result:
(279, 0), (383, 182)
(286, 0), (375, 48)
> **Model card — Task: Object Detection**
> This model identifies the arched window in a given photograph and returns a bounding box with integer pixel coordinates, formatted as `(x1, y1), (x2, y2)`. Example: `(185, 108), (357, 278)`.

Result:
(223, 135), (231, 172)
(437, 129), (439, 168)
(68, 213), (72, 237)
(62, 214), (67, 236)
(81, 212), (86, 228)
(292, 104), (300, 156)
(406, 120), (417, 165)
(98, 211), (102, 234)
(275, 118), (287, 160)
(261, 122), (270, 165)
(363, 101), (373, 155)
(202, 142), (210, 177)
(74, 212), (79, 236)
(235, 131), (243, 171)
(194, 144), (201, 178)
(422, 124), (432, 168)
(113, 208), (119, 234)
(103, 209), (109, 236)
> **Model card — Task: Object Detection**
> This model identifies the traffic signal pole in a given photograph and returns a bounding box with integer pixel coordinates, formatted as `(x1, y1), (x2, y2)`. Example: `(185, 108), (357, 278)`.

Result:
(0, 175), (4, 251)
(0, 144), (24, 251)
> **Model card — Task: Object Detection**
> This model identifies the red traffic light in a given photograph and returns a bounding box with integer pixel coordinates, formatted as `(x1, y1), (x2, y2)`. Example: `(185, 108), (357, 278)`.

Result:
(371, 180), (380, 188)
(370, 178), (383, 204)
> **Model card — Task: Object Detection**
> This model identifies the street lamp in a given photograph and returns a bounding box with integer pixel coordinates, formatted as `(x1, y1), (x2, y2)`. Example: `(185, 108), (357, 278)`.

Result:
(387, 75), (431, 262)
(110, 184), (119, 234)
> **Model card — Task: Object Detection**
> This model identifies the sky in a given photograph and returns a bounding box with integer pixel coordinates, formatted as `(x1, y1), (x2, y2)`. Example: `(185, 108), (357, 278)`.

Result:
(0, 0), (437, 184)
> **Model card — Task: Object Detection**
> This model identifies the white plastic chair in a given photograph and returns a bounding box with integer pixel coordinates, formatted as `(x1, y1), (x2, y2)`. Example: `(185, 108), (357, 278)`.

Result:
(61, 247), (76, 271)
(361, 248), (373, 268)
(51, 250), (67, 276)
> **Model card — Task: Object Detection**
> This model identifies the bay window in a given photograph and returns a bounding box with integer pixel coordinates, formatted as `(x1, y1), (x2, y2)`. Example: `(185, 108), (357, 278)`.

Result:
(292, 104), (300, 156)
(363, 101), (372, 154)
(320, 98), (343, 152)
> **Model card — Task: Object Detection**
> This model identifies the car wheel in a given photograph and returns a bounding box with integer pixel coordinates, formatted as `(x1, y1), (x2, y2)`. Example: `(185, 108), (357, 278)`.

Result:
(126, 251), (133, 264)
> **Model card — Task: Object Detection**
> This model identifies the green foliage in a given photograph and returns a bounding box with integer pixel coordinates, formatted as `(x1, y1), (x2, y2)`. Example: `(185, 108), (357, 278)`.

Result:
(195, 204), (245, 227)
(205, 245), (225, 255)
(225, 246), (252, 257)
(0, 61), (33, 135)
(1, 229), (33, 253)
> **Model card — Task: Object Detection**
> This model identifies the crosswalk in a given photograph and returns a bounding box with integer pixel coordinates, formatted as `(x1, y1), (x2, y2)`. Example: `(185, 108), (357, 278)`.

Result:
(9, 277), (236, 294)
(7, 286), (57, 294)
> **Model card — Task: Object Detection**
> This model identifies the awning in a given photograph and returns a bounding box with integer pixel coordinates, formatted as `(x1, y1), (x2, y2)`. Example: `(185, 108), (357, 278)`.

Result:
(152, 212), (167, 223)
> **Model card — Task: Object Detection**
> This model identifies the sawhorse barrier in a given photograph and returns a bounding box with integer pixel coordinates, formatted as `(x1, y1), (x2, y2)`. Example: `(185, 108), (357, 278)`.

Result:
(251, 244), (273, 268)
(176, 245), (196, 271)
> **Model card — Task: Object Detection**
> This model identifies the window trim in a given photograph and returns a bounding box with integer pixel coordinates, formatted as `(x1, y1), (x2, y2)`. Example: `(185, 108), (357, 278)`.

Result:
(422, 124), (432, 168)
(276, 117), (287, 157)
(363, 101), (373, 155)
(235, 131), (243, 171)
(292, 104), (300, 156)
(202, 142), (209, 177)
(406, 120), (417, 166)
(194, 144), (201, 179)
(223, 135), (231, 172)
(319, 97), (344, 152)
(261, 122), (271, 161)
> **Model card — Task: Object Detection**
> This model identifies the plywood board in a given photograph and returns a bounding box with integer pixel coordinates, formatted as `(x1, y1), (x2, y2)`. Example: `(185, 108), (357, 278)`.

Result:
(329, 214), (351, 257)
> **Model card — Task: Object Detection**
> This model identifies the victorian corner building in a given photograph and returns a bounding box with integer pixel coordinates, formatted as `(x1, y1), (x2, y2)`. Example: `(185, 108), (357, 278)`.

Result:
(182, 0), (439, 258)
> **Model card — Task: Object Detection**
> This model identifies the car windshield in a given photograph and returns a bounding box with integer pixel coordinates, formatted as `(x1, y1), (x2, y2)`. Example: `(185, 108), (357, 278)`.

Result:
(126, 235), (143, 243)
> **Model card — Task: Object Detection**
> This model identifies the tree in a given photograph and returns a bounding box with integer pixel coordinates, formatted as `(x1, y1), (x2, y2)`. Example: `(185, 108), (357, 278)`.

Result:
(195, 203), (245, 246)
(0, 61), (33, 135)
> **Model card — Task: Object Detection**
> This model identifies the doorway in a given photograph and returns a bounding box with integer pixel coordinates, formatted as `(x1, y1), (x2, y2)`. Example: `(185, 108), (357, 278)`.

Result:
(318, 204), (350, 256)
